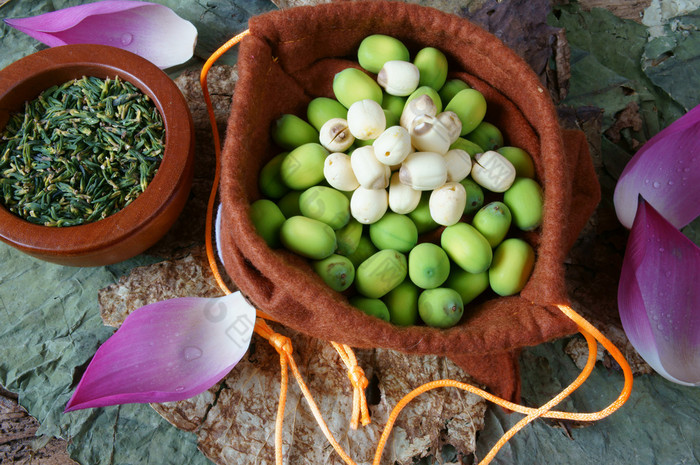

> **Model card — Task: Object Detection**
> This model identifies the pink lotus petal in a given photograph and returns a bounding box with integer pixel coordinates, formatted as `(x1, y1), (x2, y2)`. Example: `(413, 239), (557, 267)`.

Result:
(613, 104), (700, 229)
(618, 198), (700, 386)
(216, 204), (225, 266)
(4, 1), (197, 68)
(65, 292), (256, 412)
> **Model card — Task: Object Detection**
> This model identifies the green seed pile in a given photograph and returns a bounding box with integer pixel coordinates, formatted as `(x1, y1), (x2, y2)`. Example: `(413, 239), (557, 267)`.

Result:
(0, 76), (164, 227)
(252, 34), (545, 329)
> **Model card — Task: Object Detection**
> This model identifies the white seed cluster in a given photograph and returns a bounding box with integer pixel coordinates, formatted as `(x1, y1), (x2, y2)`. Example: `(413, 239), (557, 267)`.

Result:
(323, 60), (517, 226)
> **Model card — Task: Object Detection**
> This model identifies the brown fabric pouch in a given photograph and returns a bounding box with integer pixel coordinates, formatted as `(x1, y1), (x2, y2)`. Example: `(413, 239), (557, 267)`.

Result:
(218, 1), (600, 402)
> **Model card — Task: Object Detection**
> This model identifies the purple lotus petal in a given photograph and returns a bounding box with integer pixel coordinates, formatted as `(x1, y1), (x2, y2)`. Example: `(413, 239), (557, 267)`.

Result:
(613, 104), (700, 229)
(618, 198), (700, 386)
(4, 1), (197, 68)
(65, 292), (256, 412)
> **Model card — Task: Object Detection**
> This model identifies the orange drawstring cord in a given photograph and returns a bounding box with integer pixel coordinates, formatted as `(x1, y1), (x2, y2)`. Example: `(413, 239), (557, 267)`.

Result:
(200, 29), (250, 295)
(254, 318), (359, 465)
(332, 342), (371, 428)
(200, 29), (365, 465)
(200, 30), (634, 465)
(198, 33), (370, 416)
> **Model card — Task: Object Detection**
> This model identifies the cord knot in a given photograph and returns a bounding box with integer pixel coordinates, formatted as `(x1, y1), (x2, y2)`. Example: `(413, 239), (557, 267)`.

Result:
(349, 365), (369, 390)
(268, 332), (293, 356)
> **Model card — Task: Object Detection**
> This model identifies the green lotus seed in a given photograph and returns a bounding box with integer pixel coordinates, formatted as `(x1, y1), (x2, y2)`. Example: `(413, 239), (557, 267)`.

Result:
(418, 287), (464, 328)
(444, 268), (489, 305)
(440, 222), (492, 273)
(439, 79), (470, 106)
(472, 201), (512, 248)
(346, 235), (378, 268)
(336, 219), (363, 256)
(333, 68), (383, 109)
(503, 178), (544, 231)
(250, 199), (286, 248)
(277, 190), (302, 218)
(259, 153), (290, 199)
(408, 242), (450, 289)
(313, 254), (355, 292)
(450, 137), (483, 156)
(299, 185), (350, 230)
(497, 146), (535, 178)
(466, 121), (503, 151)
(280, 143), (328, 190)
(382, 279), (420, 326)
(382, 93), (406, 127)
(444, 88), (487, 135)
(414, 47), (448, 90)
(408, 192), (439, 234)
(350, 296), (391, 322)
(352, 138), (375, 148)
(405, 86), (443, 113)
(384, 109), (399, 128)
(280, 216), (336, 260)
(369, 212), (418, 253)
(307, 97), (348, 131)
(357, 34), (410, 74)
(489, 238), (535, 296)
(272, 114), (319, 150)
(355, 249), (407, 298)
(460, 178), (485, 216)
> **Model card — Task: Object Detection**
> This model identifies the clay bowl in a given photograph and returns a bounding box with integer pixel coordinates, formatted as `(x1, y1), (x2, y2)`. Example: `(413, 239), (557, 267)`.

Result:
(0, 44), (194, 266)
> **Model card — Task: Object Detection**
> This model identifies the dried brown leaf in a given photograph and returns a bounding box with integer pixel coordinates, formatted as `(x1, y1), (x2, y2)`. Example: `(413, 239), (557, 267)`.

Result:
(469, 0), (561, 84)
(194, 330), (486, 465)
(97, 249), (487, 465)
(98, 245), (227, 327)
(604, 101), (644, 145)
(577, 0), (650, 23)
(0, 391), (78, 465)
(271, 0), (331, 8)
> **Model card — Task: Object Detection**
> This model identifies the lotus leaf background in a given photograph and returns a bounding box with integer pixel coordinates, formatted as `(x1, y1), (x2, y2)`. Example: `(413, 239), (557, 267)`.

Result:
(1, 0), (700, 464)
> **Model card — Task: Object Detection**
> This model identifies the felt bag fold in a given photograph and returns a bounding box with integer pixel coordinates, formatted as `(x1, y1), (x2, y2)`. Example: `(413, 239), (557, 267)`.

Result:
(218, 1), (600, 402)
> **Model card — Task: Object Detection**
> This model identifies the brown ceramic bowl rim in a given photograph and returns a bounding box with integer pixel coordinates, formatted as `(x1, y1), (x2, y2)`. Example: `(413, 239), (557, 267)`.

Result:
(0, 44), (191, 260)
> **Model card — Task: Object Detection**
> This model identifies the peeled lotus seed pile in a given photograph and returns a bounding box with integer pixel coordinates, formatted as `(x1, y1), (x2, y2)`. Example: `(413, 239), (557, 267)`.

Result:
(252, 34), (545, 329)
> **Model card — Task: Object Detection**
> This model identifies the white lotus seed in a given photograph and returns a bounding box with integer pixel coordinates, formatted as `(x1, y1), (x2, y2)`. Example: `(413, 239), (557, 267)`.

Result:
(444, 148), (472, 182)
(429, 181), (467, 226)
(319, 118), (355, 152)
(377, 60), (420, 97)
(400, 94), (437, 129)
(409, 114), (451, 154)
(372, 126), (412, 166)
(471, 150), (517, 193)
(398, 151), (447, 190)
(323, 152), (360, 191)
(347, 99), (386, 140)
(388, 172), (421, 214)
(351, 187), (389, 224)
(437, 111), (462, 144)
(350, 145), (391, 189)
